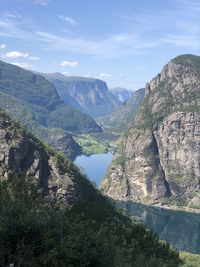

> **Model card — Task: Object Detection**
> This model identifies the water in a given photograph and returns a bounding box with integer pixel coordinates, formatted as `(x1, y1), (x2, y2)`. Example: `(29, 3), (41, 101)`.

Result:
(118, 201), (200, 254)
(75, 153), (200, 253)
(74, 152), (113, 187)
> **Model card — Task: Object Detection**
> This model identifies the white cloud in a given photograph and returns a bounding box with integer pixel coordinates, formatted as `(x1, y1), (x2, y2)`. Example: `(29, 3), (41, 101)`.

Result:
(62, 72), (69, 76)
(35, 31), (156, 58)
(1, 2), (200, 59)
(4, 51), (29, 58)
(23, 0), (50, 6)
(3, 51), (40, 60)
(99, 73), (112, 79)
(60, 60), (79, 67)
(34, 0), (50, 5)
(59, 15), (78, 25)
(11, 62), (34, 69)
(4, 12), (21, 19)
(160, 34), (200, 48)
(28, 56), (40, 60)
(0, 44), (6, 49)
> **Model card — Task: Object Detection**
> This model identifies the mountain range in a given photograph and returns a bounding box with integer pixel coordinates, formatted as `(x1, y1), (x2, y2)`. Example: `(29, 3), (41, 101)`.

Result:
(43, 73), (122, 118)
(99, 88), (145, 134)
(109, 87), (134, 102)
(101, 54), (200, 209)
(0, 60), (101, 159)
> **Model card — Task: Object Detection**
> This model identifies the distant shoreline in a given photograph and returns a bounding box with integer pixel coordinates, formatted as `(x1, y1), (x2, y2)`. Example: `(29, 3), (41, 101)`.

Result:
(152, 204), (200, 214)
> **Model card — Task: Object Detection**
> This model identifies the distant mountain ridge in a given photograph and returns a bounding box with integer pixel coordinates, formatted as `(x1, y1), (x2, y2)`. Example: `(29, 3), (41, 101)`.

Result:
(0, 60), (101, 159)
(99, 88), (145, 133)
(109, 87), (134, 102)
(43, 73), (122, 118)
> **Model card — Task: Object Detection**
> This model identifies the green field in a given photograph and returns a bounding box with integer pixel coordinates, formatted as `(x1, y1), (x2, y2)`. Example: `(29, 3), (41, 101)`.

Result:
(181, 252), (200, 267)
(74, 134), (109, 155)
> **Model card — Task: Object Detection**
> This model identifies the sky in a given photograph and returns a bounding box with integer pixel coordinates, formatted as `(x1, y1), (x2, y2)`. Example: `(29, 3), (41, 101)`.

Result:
(0, 0), (200, 89)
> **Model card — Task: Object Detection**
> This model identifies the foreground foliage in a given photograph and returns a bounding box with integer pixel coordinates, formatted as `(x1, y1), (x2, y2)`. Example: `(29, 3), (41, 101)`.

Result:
(0, 175), (182, 266)
(181, 252), (200, 267)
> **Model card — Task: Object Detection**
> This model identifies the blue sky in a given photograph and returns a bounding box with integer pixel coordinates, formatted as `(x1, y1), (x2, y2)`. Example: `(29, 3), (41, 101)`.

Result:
(0, 0), (200, 89)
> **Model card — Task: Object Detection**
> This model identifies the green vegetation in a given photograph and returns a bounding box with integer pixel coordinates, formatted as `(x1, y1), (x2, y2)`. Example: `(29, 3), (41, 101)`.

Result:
(0, 174), (182, 267)
(137, 83), (200, 130)
(74, 134), (109, 155)
(114, 154), (127, 171)
(0, 111), (185, 266)
(98, 88), (145, 134)
(181, 251), (200, 267)
(173, 54), (200, 78)
(0, 60), (102, 158)
(113, 142), (127, 171)
(0, 60), (101, 134)
(134, 56), (200, 130)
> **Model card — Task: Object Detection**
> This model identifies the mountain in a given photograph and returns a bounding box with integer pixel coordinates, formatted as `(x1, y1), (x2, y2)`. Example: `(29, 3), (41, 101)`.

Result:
(43, 73), (121, 117)
(0, 60), (101, 159)
(101, 54), (200, 209)
(0, 110), (95, 204)
(109, 87), (134, 102)
(98, 88), (145, 134)
(0, 111), (181, 266)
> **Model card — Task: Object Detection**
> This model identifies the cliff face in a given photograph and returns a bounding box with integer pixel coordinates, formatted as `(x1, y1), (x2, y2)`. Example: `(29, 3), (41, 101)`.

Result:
(43, 74), (121, 118)
(109, 87), (134, 102)
(0, 112), (94, 205)
(101, 55), (200, 208)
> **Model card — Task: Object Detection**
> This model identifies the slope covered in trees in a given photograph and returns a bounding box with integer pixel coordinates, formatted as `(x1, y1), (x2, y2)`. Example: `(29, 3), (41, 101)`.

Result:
(0, 61), (101, 159)
(0, 111), (182, 266)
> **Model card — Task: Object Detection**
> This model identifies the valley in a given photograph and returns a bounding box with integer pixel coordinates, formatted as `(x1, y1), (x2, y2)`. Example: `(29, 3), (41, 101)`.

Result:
(1, 0), (200, 263)
(1, 54), (200, 266)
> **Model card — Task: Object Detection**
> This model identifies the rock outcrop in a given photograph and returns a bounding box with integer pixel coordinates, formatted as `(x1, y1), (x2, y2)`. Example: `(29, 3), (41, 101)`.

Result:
(0, 111), (94, 205)
(109, 87), (134, 102)
(43, 73), (121, 118)
(101, 54), (200, 208)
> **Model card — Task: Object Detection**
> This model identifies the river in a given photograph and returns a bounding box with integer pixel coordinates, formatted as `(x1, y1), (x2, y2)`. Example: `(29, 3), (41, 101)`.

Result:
(74, 153), (200, 254)
(74, 152), (113, 187)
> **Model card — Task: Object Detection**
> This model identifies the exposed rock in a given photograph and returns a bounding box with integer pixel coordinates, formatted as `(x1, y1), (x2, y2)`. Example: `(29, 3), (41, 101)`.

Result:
(43, 73), (121, 118)
(0, 112), (93, 205)
(109, 87), (134, 102)
(101, 54), (200, 208)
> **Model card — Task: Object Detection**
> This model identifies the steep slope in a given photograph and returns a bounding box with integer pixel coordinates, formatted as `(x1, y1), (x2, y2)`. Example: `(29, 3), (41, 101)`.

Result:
(0, 110), (95, 204)
(43, 73), (121, 117)
(0, 60), (101, 158)
(109, 87), (134, 102)
(98, 88), (145, 133)
(101, 54), (200, 209)
(0, 111), (181, 266)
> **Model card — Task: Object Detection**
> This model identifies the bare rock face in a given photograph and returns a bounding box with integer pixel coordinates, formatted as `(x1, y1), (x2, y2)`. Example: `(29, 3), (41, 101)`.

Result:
(101, 54), (200, 208)
(0, 112), (90, 205)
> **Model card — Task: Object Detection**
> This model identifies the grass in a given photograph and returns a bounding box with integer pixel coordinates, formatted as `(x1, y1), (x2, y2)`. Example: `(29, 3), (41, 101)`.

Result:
(181, 251), (200, 267)
(74, 134), (109, 155)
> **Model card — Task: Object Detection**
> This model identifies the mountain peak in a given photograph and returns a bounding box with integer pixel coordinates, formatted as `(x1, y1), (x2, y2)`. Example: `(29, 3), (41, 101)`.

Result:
(43, 74), (121, 117)
(101, 54), (200, 209)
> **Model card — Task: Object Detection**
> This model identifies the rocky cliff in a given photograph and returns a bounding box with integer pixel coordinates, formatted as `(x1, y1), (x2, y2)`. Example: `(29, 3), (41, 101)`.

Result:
(109, 87), (134, 102)
(0, 111), (95, 205)
(101, 54), (200, 208)
(43, 74), (121, 118)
